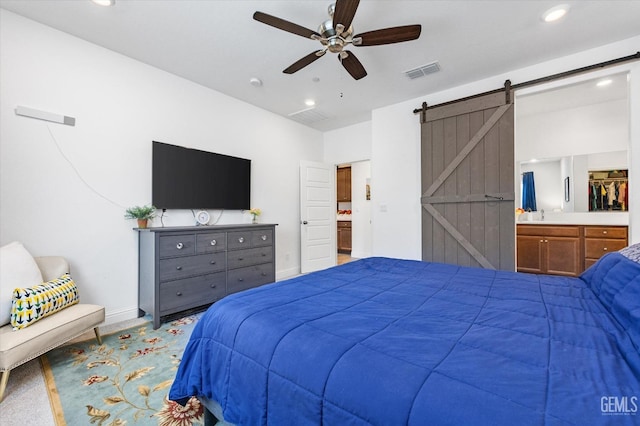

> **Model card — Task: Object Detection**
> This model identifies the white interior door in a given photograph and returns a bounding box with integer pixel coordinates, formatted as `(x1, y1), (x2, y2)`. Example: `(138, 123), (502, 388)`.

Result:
(300, 161), (336, 273)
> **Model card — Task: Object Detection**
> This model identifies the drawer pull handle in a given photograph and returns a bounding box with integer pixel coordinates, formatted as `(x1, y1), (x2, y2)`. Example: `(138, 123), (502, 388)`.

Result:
(238, 278), (244, 282)
(176, 266), (182, 271)
(540, 240), (544, 243)
(176, 242), (184, 250)
(603, 247), (608, 251)
(603, 231), (607, 234)
(210, 240), (217, 246)
(238, 257), (244, 261)
(261, 273), (266, 276)
(176, 292), (182, 296)
(211, 284), (216, 289)
(261, 235), (267, 241)
(262, 253), (266, 257)
(238, 237), (244, 243)
(210, 261), (216, 265)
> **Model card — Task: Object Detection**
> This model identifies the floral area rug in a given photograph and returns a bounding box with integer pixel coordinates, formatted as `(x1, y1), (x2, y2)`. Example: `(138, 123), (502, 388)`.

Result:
(41, 315), (204, 426)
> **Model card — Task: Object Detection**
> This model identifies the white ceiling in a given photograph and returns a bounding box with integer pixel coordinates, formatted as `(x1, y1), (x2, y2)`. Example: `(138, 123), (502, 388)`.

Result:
(1, 0), (639, 131)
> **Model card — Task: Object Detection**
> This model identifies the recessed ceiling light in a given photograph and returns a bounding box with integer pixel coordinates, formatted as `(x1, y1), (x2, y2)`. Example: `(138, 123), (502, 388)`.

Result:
(305, 99), (316, 107)
(542, 4), (569, 23)
(92, 0), (115, 6)
(596, 79), (613, 87)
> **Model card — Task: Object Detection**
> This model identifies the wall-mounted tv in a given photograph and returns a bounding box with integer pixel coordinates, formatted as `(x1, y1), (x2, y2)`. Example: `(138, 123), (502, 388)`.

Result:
(152, 141), (251, 210)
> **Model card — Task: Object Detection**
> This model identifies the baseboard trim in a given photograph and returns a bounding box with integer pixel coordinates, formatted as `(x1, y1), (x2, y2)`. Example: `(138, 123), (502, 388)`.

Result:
(104, 307), (139, 326)
(276, 266), (301, 281)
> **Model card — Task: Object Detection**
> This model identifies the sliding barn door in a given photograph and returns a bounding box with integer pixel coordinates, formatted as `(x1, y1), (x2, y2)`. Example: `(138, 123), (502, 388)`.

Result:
(421, 92), (515, 270)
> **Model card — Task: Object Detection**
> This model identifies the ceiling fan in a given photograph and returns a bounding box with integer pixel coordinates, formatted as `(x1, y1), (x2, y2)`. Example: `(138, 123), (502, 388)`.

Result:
(253, 0), (422, 80)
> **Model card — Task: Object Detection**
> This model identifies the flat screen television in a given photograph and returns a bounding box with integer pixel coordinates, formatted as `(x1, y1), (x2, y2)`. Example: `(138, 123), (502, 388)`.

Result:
(152, 141), (251, 210)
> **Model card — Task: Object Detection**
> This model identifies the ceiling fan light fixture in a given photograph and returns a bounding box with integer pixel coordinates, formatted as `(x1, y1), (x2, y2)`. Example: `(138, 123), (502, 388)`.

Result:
(542, 4), (569, 23)
(91, 0), (115, 6)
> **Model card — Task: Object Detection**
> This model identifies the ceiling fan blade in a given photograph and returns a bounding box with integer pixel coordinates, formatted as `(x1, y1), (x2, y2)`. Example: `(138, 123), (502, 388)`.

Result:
(283, 50), (326, 74)
(253, 11), (320, 39)
(354, 25), (422, 46)
(333, 0), (360, 32)
(339, 51), (367, 80)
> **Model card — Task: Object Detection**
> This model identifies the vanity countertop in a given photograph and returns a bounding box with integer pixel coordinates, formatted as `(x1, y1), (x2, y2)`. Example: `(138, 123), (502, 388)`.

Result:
(517, 212), (628, 226)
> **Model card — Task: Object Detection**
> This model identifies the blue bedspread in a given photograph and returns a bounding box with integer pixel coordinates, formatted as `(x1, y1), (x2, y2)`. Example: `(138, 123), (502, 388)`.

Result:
(170, 255), (640, 425)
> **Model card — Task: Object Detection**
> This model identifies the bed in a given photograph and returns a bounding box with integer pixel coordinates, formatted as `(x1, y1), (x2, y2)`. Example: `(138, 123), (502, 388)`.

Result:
(169, 246), (640, 425)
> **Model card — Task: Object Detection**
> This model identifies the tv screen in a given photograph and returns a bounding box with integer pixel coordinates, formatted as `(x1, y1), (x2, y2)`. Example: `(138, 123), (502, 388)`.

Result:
(152, 141), (251, 210)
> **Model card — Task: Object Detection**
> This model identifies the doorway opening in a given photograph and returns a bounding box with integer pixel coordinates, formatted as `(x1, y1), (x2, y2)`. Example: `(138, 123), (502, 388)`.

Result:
(336, 160), (372, 264)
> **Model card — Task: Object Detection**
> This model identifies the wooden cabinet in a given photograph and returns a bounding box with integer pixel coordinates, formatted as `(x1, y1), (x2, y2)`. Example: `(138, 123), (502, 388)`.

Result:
(584, 226), (628, 269)
(517, 225), (582, 277)
(138, 224), (276, 328)
(337, 167), (351, 201)
(337, 221), (352, 254)
(517, 224), (629, 276)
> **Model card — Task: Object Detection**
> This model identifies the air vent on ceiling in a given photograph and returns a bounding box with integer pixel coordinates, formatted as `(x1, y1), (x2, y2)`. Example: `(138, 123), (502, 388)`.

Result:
(404, 61), (440, 80)
(288, 107), (328, 125)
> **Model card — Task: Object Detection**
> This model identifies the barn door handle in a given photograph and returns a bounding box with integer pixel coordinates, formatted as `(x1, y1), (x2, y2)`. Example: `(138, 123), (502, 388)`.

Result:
(484, 194), (504, 200)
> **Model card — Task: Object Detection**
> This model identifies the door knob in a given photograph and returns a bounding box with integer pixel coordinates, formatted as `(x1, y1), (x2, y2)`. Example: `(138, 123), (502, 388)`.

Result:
(302, 221), (308, 225)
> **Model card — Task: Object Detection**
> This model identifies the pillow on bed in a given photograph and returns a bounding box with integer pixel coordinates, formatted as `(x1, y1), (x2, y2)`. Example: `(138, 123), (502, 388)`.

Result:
(10, 273), (79, 330)
(619, 243), (640, 263)
(0, 242), (44, 326)
(580, 244), (640, 350)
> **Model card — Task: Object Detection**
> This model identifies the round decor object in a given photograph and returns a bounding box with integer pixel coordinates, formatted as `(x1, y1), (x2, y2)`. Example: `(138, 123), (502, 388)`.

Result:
(195, 210), (210, 225)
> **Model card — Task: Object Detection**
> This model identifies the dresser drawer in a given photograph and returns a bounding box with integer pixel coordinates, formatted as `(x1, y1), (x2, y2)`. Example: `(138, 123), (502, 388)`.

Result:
(584, 227), (627, 239)
(337, 221), (351, 229)
(196, 232), (226, 253)
(227, 263), (274, 295)
(159, 252), (226, 281)
(159, 234), (195, 258)
(227, 247), (273, 270)
(251, 229), (274, 247)
(227, 231), (252, 250)
(159, 272), (226, 314)
(584, 239), (628, 259)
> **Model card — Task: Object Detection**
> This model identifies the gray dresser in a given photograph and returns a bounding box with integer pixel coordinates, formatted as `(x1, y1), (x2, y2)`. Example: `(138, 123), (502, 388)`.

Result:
(138, 224), (276, 328)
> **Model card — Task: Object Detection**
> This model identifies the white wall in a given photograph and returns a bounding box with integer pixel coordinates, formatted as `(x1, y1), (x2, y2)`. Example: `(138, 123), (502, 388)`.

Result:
(0, 11), (323, 324)
(516, 99), (628, 161)
(370, 36), (640, 260)
(323, 121), (372, 164)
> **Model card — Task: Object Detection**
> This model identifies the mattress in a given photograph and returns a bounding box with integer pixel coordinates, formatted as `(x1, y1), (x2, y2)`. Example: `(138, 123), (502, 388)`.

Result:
(169, 252), (640, 425)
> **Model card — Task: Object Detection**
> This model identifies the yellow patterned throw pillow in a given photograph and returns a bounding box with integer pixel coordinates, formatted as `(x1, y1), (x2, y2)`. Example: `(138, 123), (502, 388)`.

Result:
(10, 273), (79, 330)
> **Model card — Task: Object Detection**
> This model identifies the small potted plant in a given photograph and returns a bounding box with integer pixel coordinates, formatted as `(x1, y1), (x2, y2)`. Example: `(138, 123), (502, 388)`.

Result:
(125, 204), (157, 229)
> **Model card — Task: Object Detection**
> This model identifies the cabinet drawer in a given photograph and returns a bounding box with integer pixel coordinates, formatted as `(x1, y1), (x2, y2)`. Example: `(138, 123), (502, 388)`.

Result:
(227, 263), (274, 295)
(228, 247), (273, 270)
(517, 225), (580, 237)
(159, 234), (195, 258)
(585, 239), (628, 259)
(159, 272), (226, 314)
(159, 252), (226, 281)
(196, 232), (226, 253)
(337, 221), (352, 229)
(227, 231), (252, 250)
(251, 229), (273, 247)
(584, 227), (627, 239)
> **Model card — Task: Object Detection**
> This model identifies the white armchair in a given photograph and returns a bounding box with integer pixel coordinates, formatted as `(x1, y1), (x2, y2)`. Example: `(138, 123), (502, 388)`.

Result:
(0, 256), (104, 402)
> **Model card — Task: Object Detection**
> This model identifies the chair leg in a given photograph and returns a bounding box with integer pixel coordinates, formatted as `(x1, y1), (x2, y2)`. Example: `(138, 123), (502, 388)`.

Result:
(0, 370), (10, 403)
(94, 327), (102, 345)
